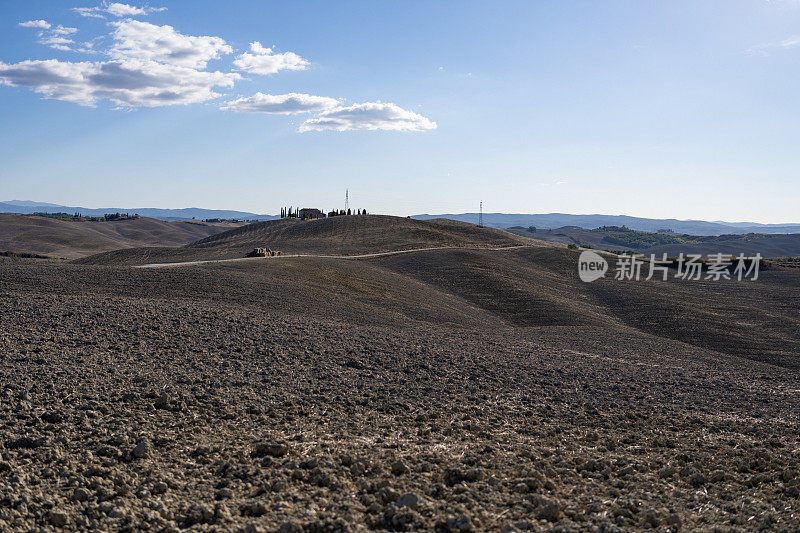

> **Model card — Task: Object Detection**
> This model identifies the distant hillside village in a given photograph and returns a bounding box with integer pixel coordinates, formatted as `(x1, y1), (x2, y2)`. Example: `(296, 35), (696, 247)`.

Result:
(280, 207), (368, 220)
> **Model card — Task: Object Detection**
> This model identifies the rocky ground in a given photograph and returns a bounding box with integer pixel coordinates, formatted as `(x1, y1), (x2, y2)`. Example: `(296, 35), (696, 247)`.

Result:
(1, 257), (799, 532)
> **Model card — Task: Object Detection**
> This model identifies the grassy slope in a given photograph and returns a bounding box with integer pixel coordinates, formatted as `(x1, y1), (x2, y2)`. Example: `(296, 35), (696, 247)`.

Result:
(0, 214), (243, 259)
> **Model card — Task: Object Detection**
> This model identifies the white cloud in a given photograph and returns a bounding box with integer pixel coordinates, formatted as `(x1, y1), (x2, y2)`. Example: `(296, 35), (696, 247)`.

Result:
(779, 36), (800, 48)
(5, 13), (436, 129)
(72, 7), (107, 18)
(52, 26), (79, 36)
(43, 26), (80, 50)
(222, 92), (338, 114)
(109, 20), (232, 69)
(537, 179), (568, 187)
(39, 36), (76, 51)
(746, 35), (800, 56)
(21, 21), (80, 51)
(75, 38), (103, 54)
(0, 58), (239, 107)
(107, 3), (160, 16)
(220, 92), (339, 115)
(73, 3), (166, 19)
(3, 18), (237, 107)
(19, 20), (52, 29)
(232, 41), (308, 75)
(299, 102), (437, 132)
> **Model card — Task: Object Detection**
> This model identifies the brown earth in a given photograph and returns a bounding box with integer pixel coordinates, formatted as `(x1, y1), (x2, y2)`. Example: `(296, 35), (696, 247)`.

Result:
(76, 215), (533, 266)
(0, 214), (245, 259)
(1, 216), (799, 532)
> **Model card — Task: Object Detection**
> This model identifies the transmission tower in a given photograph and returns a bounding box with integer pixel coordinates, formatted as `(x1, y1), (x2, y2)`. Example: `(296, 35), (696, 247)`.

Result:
(479, 201), (483, 227)
(345, 189), (350, 213)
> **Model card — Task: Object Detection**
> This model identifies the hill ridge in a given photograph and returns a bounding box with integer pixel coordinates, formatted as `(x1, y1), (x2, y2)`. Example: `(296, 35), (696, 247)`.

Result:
(0, 214), (245, 259)
(77, 215), (533, 265)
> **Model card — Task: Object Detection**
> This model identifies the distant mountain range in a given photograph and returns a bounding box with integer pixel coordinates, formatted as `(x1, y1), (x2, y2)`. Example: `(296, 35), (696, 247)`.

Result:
(3, 202), (799, 235)
(0, 201), (276, 222)
(411, 213), (800, 235)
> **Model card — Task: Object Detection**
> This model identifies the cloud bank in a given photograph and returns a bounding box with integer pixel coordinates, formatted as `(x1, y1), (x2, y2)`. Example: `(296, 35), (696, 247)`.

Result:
(0, 58), (238, 107)
(2, 19), (238, 107)
(2, 6), (436, 131)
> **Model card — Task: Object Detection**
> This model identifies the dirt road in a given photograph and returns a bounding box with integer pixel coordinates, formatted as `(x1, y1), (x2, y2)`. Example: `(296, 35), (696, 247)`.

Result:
(134, 245), (531, 268)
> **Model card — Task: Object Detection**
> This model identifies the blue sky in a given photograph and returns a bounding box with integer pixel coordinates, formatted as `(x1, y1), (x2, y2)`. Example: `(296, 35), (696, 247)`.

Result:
(1, 1), (799, 222)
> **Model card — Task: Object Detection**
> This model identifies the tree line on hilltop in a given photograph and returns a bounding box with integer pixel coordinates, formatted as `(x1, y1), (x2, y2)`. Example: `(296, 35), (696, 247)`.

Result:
(280, 207), (368, 218)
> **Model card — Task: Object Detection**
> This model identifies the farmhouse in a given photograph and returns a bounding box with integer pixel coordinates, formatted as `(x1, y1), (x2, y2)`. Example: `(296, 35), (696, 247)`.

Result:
(298, 208), (325, 220)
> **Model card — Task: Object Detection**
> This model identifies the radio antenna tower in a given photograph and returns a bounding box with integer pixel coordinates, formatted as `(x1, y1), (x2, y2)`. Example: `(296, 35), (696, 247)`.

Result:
(479, 201), (483, 227)
(345, 189), (350, 213)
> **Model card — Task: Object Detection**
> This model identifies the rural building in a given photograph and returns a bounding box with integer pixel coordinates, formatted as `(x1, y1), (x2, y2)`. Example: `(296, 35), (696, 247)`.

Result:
(298, 208), (325, 220)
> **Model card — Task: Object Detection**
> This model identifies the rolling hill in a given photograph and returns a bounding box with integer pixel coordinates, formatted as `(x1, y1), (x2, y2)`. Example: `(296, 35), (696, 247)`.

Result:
(413, 212), (800, 235)
(3, 212), (799, 530)
(644, 234), (800, 258)
(77, 215), (534, 265)
(0, 214), (246, 259)
(0, 200), (275, 221)
(6, 201), (799, 234)
(369, 246), (800, 368)
(508, 225), (800, 258)
(73, 215), (800, 368)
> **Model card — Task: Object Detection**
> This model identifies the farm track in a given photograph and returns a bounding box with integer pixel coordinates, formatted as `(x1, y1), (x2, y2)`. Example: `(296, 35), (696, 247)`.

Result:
(134, 245), (531, 268)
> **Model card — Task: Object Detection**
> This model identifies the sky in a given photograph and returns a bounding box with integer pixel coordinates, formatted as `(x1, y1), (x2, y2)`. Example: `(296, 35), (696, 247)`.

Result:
(1, 0), (799, 222)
